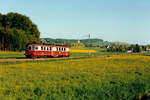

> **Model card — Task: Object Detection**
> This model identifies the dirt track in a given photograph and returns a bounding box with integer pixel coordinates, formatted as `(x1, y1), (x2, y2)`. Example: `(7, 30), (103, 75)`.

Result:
(0, 55), (112, 63)
(0, 57), (72, 63)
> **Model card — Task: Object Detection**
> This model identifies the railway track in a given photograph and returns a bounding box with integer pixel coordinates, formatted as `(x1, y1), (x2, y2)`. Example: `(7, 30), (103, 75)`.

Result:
(0, 55), (112, 63)
(0, 57), (71, 63)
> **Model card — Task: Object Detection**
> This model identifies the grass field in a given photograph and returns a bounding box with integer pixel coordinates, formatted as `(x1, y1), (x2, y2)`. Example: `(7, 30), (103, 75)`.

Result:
(70, 47), (128, 57)
(0, 55), (150, 100)
(0, 48), (127, 59)
(0, 51), (24, 59)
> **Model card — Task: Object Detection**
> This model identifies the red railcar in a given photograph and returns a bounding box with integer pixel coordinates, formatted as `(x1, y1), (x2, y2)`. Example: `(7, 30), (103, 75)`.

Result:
(24, 43), (70, 58)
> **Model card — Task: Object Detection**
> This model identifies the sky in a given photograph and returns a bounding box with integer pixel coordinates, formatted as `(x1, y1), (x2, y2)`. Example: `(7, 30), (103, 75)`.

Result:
(0, 0), (150, 44)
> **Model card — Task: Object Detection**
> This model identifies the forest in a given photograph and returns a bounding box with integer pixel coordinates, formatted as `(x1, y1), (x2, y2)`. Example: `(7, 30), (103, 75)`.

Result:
(0, 12), (40, 51)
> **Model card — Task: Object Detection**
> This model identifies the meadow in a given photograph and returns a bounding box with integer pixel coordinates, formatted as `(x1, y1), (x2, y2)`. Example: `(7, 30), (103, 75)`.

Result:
(0, 47), (126, 59)
(70, 47), (128, 57)
(0, 55), (150, 100)
(0, 51), (24, 59)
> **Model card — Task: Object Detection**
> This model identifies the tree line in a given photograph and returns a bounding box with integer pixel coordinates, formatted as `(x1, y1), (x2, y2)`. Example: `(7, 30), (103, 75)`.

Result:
(0, 12), (40, 51)
(107, 44), (142, 53)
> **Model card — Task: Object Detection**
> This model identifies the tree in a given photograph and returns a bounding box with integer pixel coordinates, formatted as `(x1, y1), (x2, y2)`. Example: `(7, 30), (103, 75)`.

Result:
(0, 13), (2, 26)
(132, 44), (141, 53)
(142, 45), (146, 51)
(0, 12), (40, 51)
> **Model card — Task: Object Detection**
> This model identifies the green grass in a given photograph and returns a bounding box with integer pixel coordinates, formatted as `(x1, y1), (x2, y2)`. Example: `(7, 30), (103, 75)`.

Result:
(0, 47), (128, 59)
(141, 52), (150, 56)
(0, 53), (25, 59)
(0, 55), (150, 100)
(70, 47), (129, 57)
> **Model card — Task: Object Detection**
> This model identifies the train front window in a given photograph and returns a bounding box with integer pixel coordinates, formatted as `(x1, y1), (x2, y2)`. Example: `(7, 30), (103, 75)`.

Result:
(28, 46), (32, 50)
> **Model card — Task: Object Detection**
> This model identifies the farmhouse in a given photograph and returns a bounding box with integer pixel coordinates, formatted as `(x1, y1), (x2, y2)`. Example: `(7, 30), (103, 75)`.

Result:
(146, 46), (150, 52)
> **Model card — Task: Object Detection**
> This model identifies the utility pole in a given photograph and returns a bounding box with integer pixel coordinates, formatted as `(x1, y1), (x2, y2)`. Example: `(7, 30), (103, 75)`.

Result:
(88, 34), (91, 56)
(81, 34), (91, 56)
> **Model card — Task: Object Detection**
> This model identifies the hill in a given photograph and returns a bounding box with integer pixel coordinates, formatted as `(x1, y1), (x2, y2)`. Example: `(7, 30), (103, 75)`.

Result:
(40, 38), (112, 46)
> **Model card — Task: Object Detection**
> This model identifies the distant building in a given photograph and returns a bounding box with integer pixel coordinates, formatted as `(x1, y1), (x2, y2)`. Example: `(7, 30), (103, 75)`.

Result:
(146, 46), (150, 52)
(127, 47), (132, 53)
(78, 40), (80, 43)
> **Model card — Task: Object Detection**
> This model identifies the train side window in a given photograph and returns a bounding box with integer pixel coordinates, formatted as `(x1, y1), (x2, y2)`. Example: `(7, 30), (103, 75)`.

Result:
(41, 47), (43, 50)
(59, 48), (61, 51)
(50, 47), (52, 51)
(57, 48), (58, 51)
(44, 47), (46, 51)
(64, 48), (66, 51)
(35, 47), (38, 50)
(47, 47), (49, 50)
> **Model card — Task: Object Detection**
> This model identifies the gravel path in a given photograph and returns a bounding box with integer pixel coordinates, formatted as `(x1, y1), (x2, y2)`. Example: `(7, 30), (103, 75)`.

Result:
(0, 57), (71, 63)
(0, 55), (113, 63)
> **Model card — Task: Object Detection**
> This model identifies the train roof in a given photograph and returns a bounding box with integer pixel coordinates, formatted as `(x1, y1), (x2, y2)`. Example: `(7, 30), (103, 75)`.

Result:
(26, 43), (70, 47)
